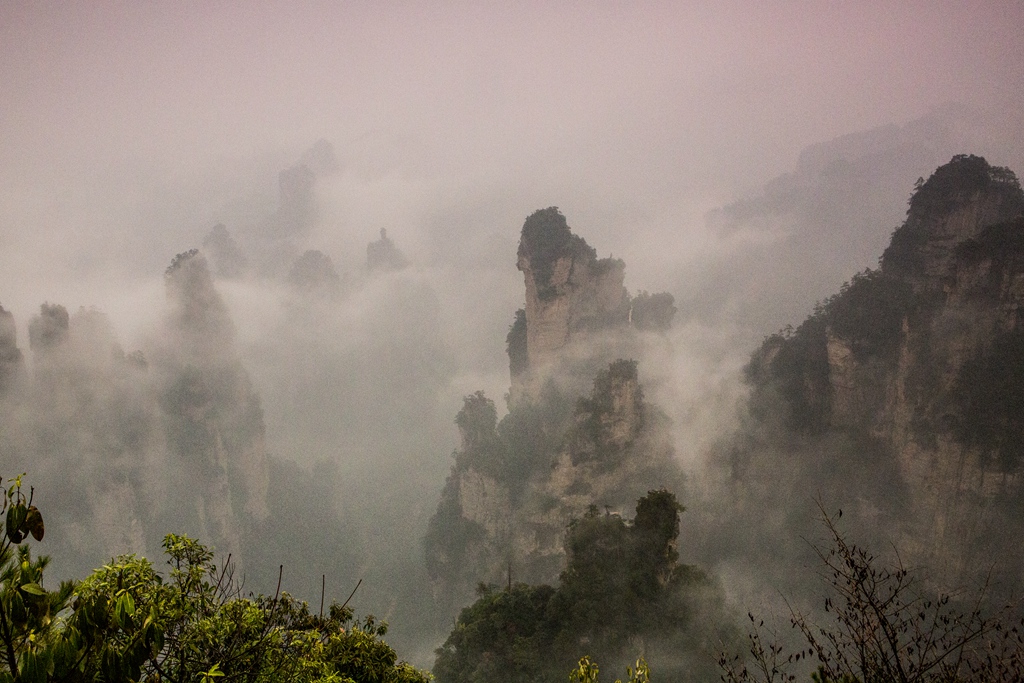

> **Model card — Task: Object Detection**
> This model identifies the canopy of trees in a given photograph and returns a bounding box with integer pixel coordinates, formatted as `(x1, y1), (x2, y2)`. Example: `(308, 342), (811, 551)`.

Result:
(433, 490), (734, 683)
(0, 475), (428, 683)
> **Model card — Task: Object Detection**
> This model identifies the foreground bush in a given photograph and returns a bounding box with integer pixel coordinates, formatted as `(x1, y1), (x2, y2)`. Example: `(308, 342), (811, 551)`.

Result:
(0, 474), (428, 683)
(719, 504), (1024, 683)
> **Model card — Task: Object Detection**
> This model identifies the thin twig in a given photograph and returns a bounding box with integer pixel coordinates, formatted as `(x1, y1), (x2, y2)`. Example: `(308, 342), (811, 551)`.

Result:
(340, 579), (362, 611)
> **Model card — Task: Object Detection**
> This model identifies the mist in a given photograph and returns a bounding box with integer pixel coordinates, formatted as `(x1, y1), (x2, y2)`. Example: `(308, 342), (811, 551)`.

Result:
(3, 1), (1024, 670)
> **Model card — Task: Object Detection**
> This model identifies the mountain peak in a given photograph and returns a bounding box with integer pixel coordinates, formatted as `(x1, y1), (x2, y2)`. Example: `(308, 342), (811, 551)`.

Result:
(881, 155), (1023, 284)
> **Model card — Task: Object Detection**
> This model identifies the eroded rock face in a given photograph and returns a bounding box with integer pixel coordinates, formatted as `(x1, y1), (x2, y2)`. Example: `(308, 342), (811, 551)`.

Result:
(426, 211), (683, 613)
(513, 208), (630, 401)
(0, 305), (24, 397)
(745, 155), (1024, 585)
(0, 251), (274, 580)
(427, 361), (680, 610)
(882, 156), (1024, 289)
(158, 250), (270, 560)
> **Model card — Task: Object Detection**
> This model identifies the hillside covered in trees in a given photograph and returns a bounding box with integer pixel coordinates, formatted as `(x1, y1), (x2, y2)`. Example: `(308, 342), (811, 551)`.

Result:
(707, 155), (1024, 592)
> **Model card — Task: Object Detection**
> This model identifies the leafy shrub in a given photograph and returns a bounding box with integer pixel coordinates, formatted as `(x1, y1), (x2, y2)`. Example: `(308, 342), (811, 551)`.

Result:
(720, 504), (1024, 683)
(435, 490), (732, 683)
(0, 474), (429, 683)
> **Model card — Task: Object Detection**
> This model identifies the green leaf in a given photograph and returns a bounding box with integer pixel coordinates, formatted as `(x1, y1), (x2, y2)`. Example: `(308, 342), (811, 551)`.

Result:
(25, 506), (43, 541)
(20, 582), (45, 596)
(6, 504), (26, 543)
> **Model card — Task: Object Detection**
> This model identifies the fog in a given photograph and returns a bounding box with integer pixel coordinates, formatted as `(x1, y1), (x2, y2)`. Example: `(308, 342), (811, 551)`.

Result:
(3, 1), (1024, 668)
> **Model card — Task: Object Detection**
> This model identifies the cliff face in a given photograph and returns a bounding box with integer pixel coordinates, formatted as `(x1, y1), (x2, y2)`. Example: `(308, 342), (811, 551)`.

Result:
(159, 250), (270, 558)
(511, 208), (630, 402)
(745, 155), (1024, 582)
(0, 304), (24, 397)
(427, 209), (682, 613)
(0, 250), (272, 577)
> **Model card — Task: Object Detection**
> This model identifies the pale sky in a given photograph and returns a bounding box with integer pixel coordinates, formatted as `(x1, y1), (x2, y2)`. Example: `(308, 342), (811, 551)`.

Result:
(2, 1), (1023, 337)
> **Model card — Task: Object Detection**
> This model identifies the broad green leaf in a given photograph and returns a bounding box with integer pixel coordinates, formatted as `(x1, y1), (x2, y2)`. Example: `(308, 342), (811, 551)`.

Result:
(25, 506), (43, 541)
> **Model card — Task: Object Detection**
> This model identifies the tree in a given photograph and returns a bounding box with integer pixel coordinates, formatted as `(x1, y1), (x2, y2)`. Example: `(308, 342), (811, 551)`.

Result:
(0, 474), (429, 683)
(719, 504), (1024, 683)
(434, 490), (734, 683)
(568, 656), (650, 683)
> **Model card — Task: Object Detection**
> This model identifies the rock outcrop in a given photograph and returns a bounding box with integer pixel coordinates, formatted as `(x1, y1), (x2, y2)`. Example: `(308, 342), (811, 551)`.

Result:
(742, 155), (1024, 584)
(0, 250), (273, 582)
(512, 208), (630, 401)
(274, 163), (317, 236)
(158, 250), (270, 554)
(426, 209), (682, 614)
(0, 304), (25, 397)
(202, 224), (249, 279)
(366, 228), (409, 272)
(287, 249), (342, 296)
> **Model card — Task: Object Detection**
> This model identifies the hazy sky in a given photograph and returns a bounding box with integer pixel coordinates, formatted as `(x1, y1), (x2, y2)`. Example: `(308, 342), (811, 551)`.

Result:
(2, 0), (1024, 383)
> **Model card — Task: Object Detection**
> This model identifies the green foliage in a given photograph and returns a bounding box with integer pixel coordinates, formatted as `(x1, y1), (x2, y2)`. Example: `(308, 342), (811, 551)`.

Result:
(823, 269), (912, 361)
(0, 475), (429, 683)
(426, 384), (577, 606)
(433, 582), (559, 683)
(746, 266), (912, 433)
(746, 313), (831, 434)
(570, 360), (644, 466)
(0, 475), (96, 683)
(165, 249), (200, 279)
(454, 391), (499, 454)
(506, 308), (528, 378)
(496, 380), (575, 493)
(906, 154), (1021, 217)
(434, 490), (733, 683)
(746, 159), (1024, 439)
(568, 656), (650, 683)
(957, 216), (1024, 265)
(448, 382), (575, 494)
(423, 471), (488, 600)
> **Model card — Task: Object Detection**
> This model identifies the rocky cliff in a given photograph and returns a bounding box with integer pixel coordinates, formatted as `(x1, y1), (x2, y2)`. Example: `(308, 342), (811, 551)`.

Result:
(512, 208), (629, 398)
(0, 250), (270, 578)
(158, 250), (270, 550)
(426, 209), (681, 613)
(509, 207), (675, 403)
(742, 155), (1024, 584)
(0, 304), (24, 397)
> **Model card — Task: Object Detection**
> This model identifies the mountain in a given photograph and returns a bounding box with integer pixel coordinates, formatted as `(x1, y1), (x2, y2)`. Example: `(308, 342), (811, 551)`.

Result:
(722, 154), (1024, 589)
(686, 104), (1024, 342)
(0, 251), (271, 576)
(425, 208), (683, 615)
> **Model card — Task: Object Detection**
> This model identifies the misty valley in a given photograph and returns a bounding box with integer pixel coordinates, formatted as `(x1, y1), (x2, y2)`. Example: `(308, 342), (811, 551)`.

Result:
(3, 143), (1024, 683)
